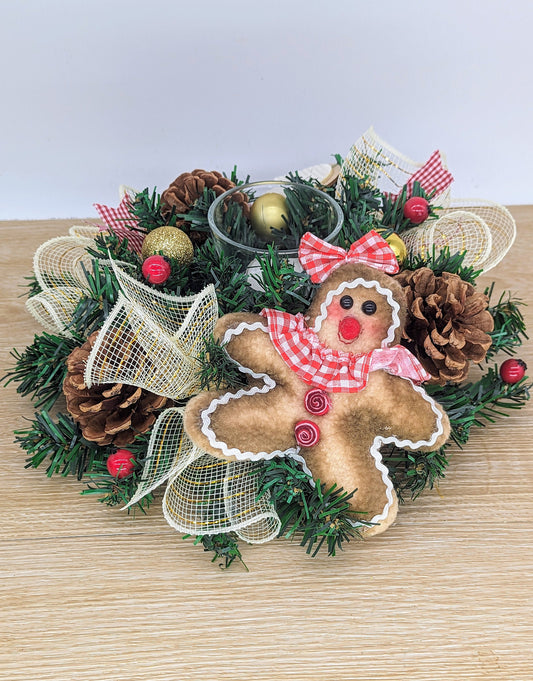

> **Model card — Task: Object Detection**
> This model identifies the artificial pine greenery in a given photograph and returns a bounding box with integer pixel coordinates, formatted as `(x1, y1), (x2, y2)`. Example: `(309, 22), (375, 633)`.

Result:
(129, 187), (170, 233)
(248, 245), (316, 314)
(256, 458), (366, 556)
(82, 432), (154, 513)
(15, 410), (110, 480)
(4, 164), (531, 565)
(196, 336), (246, 392)
(379, 181), (439, 234)
(486, 284), (529, 359)
(190, 533), (248, 570)
(384, 367), (531, 500)
(403, 245), (483, 285)
(81, 460), (154, 512)
(3, 331), (80, 410)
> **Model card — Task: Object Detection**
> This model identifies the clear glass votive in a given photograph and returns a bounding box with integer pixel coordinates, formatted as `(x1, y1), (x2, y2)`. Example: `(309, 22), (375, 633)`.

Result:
(207, 180), (344, 269)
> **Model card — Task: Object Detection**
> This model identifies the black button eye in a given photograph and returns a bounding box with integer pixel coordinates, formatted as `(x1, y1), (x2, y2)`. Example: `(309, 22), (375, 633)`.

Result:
(362, 300), (377, 315)
(340, 295), (353, 310)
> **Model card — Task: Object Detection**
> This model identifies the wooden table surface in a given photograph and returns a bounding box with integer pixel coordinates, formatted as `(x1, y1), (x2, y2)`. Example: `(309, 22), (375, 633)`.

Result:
(1, 210), (532, 681)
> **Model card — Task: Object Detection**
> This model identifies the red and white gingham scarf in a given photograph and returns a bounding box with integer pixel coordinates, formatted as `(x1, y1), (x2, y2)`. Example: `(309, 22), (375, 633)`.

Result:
(261, 309), (430, 392)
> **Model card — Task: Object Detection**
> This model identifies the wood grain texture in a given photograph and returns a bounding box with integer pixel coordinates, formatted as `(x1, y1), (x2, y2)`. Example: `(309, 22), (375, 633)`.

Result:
(1, 212), (532, 681)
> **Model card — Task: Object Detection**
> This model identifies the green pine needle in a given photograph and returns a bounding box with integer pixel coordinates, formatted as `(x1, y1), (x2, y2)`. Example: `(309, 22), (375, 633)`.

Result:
(195, 335), (246, 392)
(15, 411), (111, 480)
(21, 273), (43, 298)
(403, 245), (482, 284)
(2, 332), (79, 410)
(249, 246), (316, 314)
(82, 461), (154, 514)
(129, 187), (169, 232)
(486, 284), (529, 359)
(379, 181), (440, 234)
(257, 458), (367, 557)
(189, 533), (248, 570)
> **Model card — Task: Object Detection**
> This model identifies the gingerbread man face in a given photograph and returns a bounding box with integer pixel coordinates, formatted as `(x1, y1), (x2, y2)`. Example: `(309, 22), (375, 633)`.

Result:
(184, 232), (450, 536)
(305, 262), (407, 355)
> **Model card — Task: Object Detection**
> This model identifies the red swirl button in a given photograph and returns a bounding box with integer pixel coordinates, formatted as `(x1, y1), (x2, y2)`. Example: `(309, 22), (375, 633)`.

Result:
(304, 388), (331, 416)
(294, 420), (320, 447)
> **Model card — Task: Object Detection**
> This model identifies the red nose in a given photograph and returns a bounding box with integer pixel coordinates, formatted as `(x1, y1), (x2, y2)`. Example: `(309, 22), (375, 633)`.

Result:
(338, 316), (361, 341)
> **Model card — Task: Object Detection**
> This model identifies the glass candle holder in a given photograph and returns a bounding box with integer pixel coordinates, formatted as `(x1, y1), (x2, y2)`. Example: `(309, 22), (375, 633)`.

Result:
(207, 180), (344, 269)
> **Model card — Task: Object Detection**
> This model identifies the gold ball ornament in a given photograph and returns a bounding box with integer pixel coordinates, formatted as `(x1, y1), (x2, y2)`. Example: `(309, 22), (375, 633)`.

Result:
(141, 226), (194, 265)
(249, 192), (289, 240)
(383, 232), (408, 265)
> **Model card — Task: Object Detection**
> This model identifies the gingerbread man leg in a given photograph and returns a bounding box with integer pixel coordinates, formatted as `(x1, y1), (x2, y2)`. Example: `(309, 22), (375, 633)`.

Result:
(300, 373), (450, 535)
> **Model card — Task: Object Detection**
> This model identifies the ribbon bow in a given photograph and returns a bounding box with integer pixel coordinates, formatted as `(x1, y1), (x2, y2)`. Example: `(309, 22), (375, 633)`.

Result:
(298, 230), (399, 284)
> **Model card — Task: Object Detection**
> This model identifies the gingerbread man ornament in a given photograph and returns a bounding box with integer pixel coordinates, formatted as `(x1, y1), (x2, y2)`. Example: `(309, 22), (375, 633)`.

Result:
(184, 231), (450, 535)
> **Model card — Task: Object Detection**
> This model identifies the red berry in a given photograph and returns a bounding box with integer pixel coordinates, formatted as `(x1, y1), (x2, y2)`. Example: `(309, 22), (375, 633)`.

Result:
(142, 255), (171, 284)
(499, 358), (527, 384)
(403, 196), (429, 224)
(106, 449), (136, 479)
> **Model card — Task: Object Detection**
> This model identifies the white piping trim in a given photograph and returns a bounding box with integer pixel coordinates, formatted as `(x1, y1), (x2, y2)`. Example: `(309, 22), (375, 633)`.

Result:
(311, 279), (401, 348)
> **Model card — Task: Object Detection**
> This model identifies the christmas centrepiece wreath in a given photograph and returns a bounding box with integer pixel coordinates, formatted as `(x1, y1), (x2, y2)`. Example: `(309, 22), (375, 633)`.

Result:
(4, 127), (530, 568)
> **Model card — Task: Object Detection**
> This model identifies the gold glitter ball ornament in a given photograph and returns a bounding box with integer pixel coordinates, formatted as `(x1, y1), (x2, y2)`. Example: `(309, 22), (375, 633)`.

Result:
(249, 192), (289, 240)
(141, 226), (194, 264)
(383, 232), (407, 265)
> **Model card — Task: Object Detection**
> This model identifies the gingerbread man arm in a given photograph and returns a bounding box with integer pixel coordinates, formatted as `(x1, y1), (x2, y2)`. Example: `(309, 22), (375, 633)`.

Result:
(214, 312), (293, 381)
(375, 373), (450, 451)
(184, 312), (302, 460)
(184, 384), (300, 461)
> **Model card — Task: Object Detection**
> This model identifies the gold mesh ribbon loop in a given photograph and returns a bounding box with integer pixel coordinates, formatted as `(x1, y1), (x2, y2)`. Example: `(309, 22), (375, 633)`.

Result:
(402, 210), (492, 268)
(444, 199), (516, 272)
(336, 126), (451, 205)
(124, 407), (203, 509)
(128, 407), (281, 543)
(84, 293), (205, 398)
(26, 286), (88, 336)
(163, 455), (280, 542)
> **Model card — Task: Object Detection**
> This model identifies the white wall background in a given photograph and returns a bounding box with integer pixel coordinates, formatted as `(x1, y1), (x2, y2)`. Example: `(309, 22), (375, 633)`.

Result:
(1, 0), (532, 219)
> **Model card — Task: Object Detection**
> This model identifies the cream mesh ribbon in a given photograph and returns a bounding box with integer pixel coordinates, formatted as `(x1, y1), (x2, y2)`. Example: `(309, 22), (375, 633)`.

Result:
(125, 407), (280, 543)
(336, 126), (452, 202)
(26, 227), (99, 336)
(83, 258), (218, 399)
(336, 127), (516, 272)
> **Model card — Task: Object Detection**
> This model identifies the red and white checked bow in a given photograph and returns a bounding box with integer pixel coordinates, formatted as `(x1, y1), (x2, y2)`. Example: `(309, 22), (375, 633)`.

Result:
(94, 196), (146, 255)
(404, 150), (454, 198)
(261, 310), (431, 392)
(299, 230), (399, 284)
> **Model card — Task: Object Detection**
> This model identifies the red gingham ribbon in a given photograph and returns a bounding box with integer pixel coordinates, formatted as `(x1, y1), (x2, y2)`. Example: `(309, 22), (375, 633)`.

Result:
(261, 310), (431, 392)
(94, 196), (146, 255)
(405, 150), (454, 198)
(298, 230), (399, 284)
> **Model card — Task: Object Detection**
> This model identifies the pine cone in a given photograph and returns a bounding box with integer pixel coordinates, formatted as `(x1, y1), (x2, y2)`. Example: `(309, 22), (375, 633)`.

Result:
(396, 267), (494, 384)
(161, 169), (235, 218)
(63, 331), (168, 446)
